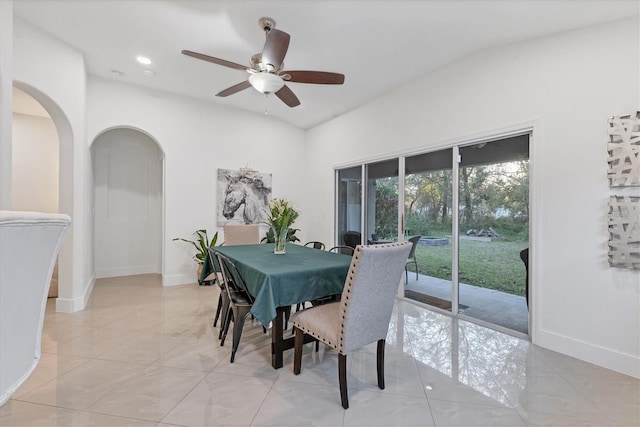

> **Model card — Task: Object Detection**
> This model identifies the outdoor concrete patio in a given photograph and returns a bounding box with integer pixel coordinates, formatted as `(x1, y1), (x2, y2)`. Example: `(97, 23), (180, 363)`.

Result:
(404, 272), (529, 334)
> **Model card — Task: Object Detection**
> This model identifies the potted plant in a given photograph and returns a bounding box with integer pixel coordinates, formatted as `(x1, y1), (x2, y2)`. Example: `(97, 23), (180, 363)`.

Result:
(173, 229), (220, 284)
(264, 198), (299, 254)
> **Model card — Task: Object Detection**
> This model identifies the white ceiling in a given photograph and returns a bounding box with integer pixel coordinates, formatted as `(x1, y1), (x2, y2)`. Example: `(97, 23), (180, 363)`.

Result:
(13, 0), (639, 129)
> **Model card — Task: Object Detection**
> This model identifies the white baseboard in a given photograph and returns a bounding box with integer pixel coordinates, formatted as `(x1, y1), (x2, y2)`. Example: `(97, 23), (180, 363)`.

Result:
(536, 328), (640, 378)
(162, 273), (196, 287)
(55, 272), (95, 313)
(95, 264), (157, 279)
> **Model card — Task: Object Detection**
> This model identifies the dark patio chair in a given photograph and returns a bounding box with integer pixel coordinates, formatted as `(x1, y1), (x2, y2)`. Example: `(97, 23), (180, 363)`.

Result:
(520, 248), (529, 309)
(405, 235), (421, 283)
(343, 231), (361, 249)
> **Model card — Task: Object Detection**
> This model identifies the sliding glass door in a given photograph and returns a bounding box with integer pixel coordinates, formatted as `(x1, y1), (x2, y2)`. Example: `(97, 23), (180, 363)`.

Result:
(335, 133), (530, 335)
(365, 159), (400, 245)
(458, 136), (529, 333)
(336, 166), (362, 249)
(403, 150), (454, 311)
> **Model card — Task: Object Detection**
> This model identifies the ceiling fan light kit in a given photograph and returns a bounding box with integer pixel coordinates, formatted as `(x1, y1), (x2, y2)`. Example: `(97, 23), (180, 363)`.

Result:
(182, 16), (344, 108)
(249, 72), (284, 94)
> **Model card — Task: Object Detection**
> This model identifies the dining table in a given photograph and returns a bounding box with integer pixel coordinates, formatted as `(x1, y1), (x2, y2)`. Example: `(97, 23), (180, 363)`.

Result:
(203, 243), (352, 368)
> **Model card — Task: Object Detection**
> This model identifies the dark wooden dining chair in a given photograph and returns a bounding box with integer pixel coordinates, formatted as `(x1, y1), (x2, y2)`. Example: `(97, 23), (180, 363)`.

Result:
(405, 235), (421, 283)
(328, 245), (355, 256)
(292, 242), (412, 409)
(216, 253), (259, 363)
(304, 241), (326, 250)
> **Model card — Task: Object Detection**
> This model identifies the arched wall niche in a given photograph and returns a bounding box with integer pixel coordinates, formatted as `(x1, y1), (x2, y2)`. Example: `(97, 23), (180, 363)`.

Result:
(90, 126), (165, 280)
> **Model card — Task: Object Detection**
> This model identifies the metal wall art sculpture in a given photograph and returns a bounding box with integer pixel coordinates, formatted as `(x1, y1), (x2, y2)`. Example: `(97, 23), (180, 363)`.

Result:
(607, 111), (640, 270)
(608, 195), (639, 270)
(217, 169), (272, 226)
(607, 111), (639, 187)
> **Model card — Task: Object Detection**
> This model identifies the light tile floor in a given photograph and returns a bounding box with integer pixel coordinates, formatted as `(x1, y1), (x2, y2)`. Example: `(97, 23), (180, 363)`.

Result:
(1, 274), (638, 426)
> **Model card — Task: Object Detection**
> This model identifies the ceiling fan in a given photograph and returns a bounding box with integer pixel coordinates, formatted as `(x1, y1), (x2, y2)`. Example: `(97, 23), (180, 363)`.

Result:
(182, 17), (345, 107)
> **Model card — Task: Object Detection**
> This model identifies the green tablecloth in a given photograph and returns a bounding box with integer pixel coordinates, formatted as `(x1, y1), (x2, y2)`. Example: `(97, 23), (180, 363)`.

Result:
(205, 244), (351, 326)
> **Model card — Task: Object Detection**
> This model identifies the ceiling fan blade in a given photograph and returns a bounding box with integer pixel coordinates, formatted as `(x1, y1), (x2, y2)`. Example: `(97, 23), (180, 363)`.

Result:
(275, 84), (300, 107)
(283, 71), (345, 85)
(182, 50), (249, 72)
(216, 80), (252, 97)
(261, 29), (290, 71)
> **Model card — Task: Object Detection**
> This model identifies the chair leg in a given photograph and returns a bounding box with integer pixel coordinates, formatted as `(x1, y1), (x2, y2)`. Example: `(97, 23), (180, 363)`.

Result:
(413, 259), (418, 280)
(339, 353), (348, 409)
(212, 294), (222, 327)
(218, 294), (230, 340)
(230, 307), (250, 363)
(283, 305), (292, 331)
(293, 327), (304, 375)
(220, 309), (233, 345)
(377, 339), (385, 389)
(405, 266), (408, 284)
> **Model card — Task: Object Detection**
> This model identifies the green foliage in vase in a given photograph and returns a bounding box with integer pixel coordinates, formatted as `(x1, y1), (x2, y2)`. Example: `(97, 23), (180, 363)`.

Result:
(172, 229), (220, 264)
(261, 227), (300, 243)
(264, 198), (300, 239)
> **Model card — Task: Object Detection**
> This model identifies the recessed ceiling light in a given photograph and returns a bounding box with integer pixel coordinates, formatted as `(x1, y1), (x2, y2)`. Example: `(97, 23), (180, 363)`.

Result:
(136, 56), (152, 65)
(143, 69), (156, 77)
(111, 70), (124, 77)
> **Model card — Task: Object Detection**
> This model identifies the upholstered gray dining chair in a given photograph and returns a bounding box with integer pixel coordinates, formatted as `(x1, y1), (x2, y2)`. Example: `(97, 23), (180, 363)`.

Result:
(292, 242), (412, 409)
(223, 224), (259, 245)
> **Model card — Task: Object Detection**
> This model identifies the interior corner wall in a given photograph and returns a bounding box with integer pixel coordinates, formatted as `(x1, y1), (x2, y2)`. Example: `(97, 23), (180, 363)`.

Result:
(12, 17), (89, 312)
(0, 0), (13, 209)
(86, 77), (307, 286)
(305, 18), (640, 377)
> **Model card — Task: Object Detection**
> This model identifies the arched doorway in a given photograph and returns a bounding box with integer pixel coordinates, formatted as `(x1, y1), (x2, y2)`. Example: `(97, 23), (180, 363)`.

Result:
(12, 83), (73, 303)
(91, 128), (164, 279)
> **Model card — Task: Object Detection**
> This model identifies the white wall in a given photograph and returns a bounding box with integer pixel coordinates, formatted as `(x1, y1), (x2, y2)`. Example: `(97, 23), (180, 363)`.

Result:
(0, 1), (12, 209)
(305, 18), (640, 377)
(93, 128), (162, 278)
(12, 113), (58, 213)
(12, 18), (89, 312)
(86, 77), (307, 285)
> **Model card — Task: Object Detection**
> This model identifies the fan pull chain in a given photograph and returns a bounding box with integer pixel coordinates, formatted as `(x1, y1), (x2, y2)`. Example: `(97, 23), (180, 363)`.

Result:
(264, 94), (269, 115)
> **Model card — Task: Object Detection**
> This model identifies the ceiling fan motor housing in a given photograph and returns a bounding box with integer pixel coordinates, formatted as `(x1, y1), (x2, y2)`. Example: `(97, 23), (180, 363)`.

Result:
(259, 17), (276, 32)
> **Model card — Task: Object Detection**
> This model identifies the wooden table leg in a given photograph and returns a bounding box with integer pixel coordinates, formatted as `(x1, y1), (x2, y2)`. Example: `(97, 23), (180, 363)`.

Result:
(271, 307), (285, 369)
(270, 306), (317, 369)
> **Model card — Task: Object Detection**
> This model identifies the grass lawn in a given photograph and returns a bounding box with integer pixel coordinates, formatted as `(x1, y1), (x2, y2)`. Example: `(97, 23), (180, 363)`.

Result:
(408, 238), (528, 296)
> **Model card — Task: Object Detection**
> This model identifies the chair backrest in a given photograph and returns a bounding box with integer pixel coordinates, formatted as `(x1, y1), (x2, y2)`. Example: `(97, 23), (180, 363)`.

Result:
(305, 241), (325, 250)
(216, 252), (254, 303)
(328, 245), (355, 256)
(337, 242), (411, 354)
(343, 231), (361, 249)
(407, 235), (421, 258)
(0, 211), (70, 403)
(223, 224), (259, 245)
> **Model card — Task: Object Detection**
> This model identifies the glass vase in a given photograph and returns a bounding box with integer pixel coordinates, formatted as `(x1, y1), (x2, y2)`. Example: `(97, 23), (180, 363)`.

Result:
(274, 227), (288, 254)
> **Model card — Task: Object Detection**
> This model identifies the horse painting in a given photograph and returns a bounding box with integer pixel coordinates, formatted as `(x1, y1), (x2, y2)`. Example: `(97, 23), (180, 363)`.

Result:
(217, 169), (272, 225)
